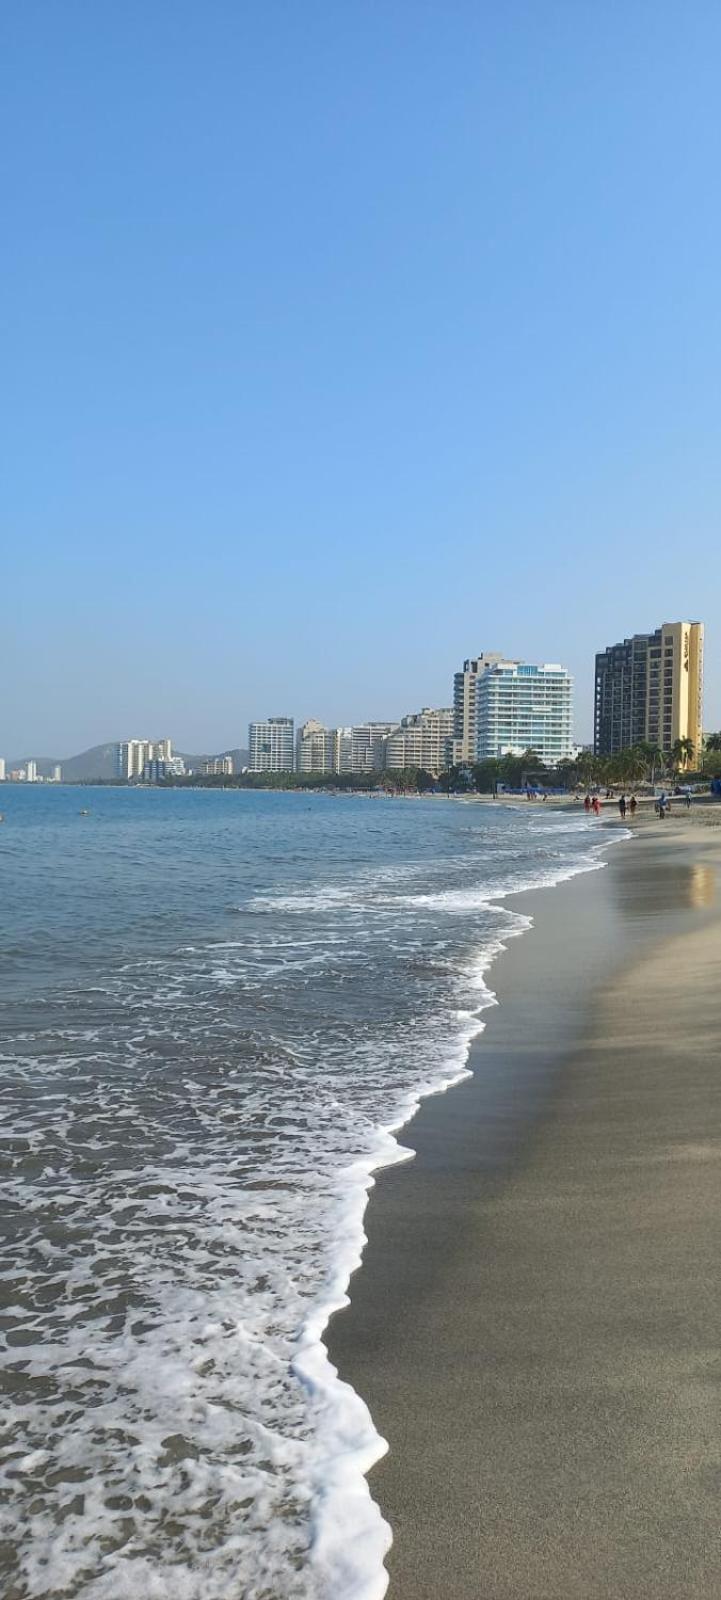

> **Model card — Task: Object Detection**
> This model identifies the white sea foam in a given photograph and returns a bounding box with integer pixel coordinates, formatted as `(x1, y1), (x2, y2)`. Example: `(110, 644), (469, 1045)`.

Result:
(298, 822), (629, 1599)
(0, 798), (626, 1600)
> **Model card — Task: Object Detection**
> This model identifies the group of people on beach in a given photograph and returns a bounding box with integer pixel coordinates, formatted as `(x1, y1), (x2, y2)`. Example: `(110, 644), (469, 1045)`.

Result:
(583, 792), (638, 819)
(582, 790), (692, 821)
(616, 793), (637, 820)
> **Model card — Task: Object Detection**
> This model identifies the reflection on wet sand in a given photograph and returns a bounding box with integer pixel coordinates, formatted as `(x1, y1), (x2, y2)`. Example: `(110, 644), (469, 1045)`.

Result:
(688, 863), (716, 908)
(616, 855), (717, 917)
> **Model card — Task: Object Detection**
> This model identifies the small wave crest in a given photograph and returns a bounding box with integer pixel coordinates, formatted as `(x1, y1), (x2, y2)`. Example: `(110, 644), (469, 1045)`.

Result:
(0, 795), (623, 1599)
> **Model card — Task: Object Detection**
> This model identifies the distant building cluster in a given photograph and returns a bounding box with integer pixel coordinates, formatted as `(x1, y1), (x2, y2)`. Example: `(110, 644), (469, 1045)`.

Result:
(246, 712), (456, 778)
(115, 738), (186, 781)
(0, 759), (62, 784)
(4, 620), (708, 786)
(245, 621), (706, 778)
(248, 653), (576, 776)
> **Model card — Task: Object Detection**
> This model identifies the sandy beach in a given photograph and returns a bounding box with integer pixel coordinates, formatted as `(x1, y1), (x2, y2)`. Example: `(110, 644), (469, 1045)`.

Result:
(328, 815), (721, 1598)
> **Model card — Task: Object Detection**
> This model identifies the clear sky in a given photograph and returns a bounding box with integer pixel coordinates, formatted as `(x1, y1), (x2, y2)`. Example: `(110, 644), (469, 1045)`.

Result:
(3, 1), (720, 756)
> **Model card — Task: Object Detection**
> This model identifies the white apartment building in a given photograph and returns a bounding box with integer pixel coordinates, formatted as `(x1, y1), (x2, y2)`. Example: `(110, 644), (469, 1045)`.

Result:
(202, 755), (233, 776)
(350, 723), (398, 773)
(453, 653), (509, 763)
(384, 708), (454, 774)
(248, 718), (294, 772)
(0, 758), (6, 781)
(332, 727), (353, 774)
(295, 723), (355, 776)
(296, 720), (337, 775)
(475, 661), (574, 764)
(26, 760), (38, 783)
(116, 738), (173, 779)
(51, 764), (62, 782)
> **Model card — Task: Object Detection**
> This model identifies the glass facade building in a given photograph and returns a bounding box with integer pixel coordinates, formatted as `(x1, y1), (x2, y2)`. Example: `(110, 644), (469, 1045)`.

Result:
(475, 662), (574, 764)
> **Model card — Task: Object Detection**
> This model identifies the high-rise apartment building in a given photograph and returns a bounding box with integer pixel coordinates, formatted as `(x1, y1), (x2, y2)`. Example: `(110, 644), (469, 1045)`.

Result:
(350, 723), (398, 773)
(116, 738), (173, 779)
(384, 708), (454, 774)
(201, 756), (233, 777)
(295, 723), (357, 776)
(475, 661), (574, 764)
(248, 718), (294, 772)
(51, 764), (62, 783)
(453, 653), (508, 763)
(0, 758), (5, 781)
(331, 727), (353, 774)
(296, 720), (336, 775)
(594, 621), (704, 760)
(26, 760), (38, 783)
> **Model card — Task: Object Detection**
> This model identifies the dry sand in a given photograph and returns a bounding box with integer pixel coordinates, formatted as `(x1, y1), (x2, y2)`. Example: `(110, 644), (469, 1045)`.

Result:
(327, 819), (721, 1598)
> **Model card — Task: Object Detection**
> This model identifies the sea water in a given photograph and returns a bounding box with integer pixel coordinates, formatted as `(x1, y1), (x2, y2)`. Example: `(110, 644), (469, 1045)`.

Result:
(0, 787), (610, 1599)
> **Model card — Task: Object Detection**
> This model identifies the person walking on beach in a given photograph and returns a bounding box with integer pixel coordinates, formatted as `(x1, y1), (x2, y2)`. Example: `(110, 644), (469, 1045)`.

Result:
(658, 793), (667, 820)
(685, 790), (692, 810)
(584, 793), (591, 812)
(630, 794), (637, 815)
(591, 796), (601, 816)
(618, 793), (627, 819)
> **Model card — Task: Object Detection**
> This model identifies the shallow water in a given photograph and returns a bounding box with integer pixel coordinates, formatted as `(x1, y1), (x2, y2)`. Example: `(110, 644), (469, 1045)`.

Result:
(0, 787), (608, 1599)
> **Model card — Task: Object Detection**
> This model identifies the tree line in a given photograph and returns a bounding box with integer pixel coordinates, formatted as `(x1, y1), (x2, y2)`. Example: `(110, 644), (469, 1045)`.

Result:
(127, 732), (721, 796)
(438, 735), (721, 795)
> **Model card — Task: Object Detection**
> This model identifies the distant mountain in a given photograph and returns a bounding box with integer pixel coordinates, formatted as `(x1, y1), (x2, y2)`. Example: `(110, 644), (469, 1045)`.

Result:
(6, 744), (250, 780)
(58, 744), (121, 781)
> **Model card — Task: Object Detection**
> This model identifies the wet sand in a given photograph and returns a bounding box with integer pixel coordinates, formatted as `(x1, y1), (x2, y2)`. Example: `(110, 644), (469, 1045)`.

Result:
(327, 820), (721, 1598)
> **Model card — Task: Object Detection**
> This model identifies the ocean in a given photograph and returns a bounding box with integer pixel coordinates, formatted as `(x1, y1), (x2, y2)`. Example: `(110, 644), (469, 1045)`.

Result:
(0, 786), (610, 1600)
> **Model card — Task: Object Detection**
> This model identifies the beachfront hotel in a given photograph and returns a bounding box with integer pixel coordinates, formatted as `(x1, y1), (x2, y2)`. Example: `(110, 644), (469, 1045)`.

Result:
(384, 707), (455, 775)
(349, 723), (398, 773)
(296, 719), (338, 775)
(594, 620), (704, 760)
(475, 660), (575, 764)
(248, 717), (295, 772)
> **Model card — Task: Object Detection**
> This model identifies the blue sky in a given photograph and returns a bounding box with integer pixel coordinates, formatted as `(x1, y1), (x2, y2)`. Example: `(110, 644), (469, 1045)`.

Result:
(3, 1), (720, 755)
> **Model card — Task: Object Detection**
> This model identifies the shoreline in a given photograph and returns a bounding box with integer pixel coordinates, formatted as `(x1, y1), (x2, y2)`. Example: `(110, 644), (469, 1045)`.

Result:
(327, 817), (721, 1597)
(307, 811), (619, 1598)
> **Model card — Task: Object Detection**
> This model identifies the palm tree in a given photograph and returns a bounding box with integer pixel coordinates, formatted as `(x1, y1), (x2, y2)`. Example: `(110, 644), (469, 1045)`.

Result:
(576, 751), (600, 788)
(614, 747), (647, 786)
(634, 741), (664, 785)
(669, 736), (695, 774)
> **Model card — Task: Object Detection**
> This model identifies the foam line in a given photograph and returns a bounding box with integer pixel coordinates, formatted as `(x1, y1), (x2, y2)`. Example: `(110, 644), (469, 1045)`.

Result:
(301, 823), (629, 1598)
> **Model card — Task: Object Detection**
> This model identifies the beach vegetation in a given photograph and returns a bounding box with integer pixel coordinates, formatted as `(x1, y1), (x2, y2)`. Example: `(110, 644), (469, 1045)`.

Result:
(438, 764), (475, 794)
(153, 767), (440, 796)
(702, 733), (721, 772)
(669, 737), (695, 773)
(470, 760), (501, 794)
(633, 742), (665, 784)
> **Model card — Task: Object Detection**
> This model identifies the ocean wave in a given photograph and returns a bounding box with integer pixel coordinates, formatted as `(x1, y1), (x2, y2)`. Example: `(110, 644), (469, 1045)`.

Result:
(0, 794), (626, 1599)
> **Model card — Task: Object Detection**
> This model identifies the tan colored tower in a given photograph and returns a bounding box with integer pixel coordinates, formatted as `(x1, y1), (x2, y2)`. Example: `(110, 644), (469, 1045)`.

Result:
(595, 620), (704, 762)
(652, 621), (704, 762)
(452, 653), (508, 763)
